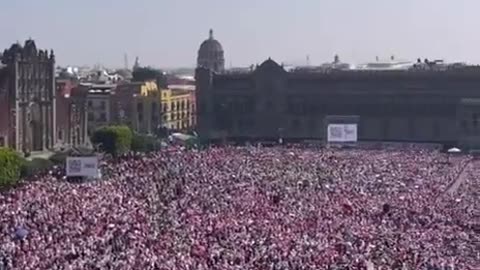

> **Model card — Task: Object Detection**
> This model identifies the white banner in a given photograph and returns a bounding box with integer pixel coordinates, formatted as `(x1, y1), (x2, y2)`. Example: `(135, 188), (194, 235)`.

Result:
(327, 124), (358, 142)
(66, 156), (99, 178)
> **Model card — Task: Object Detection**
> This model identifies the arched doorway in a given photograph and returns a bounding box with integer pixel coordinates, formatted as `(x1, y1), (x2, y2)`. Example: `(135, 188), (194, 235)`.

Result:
(28, 102), (43, 152)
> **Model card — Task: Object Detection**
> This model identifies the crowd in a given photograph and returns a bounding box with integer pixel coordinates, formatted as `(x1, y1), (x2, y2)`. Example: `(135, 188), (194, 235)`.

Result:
(0, 145), (478, 269)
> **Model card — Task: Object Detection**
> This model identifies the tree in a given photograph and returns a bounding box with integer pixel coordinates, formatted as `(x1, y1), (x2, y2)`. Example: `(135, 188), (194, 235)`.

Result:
(20, 158), (53, 178)
(0, 148), (23, 188)
(131, 133), (161, 153)
(91, 125), (133, 156)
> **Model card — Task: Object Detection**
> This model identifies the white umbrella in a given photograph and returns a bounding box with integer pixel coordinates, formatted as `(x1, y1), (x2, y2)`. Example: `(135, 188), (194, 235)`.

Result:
(448, 147), (461, 153)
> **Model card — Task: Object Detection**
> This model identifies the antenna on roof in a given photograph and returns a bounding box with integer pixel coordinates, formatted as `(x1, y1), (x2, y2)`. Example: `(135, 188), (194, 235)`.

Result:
(334, 54), (340, 64)
(375, 56), (379, 62)
(124, 53), (129, 70)
(306, 55), (311, 66)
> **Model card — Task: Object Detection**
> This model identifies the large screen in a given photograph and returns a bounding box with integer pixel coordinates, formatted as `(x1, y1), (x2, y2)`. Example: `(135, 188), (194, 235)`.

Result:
(327, 124), (358, 142)
(66, 156), (99, 178)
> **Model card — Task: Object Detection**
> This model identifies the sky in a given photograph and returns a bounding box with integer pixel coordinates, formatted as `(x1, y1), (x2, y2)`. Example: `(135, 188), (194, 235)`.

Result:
(1, 0), (480, 68)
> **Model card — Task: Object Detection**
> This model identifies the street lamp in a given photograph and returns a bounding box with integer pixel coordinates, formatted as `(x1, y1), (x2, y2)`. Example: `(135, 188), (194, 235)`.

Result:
(278, 127), (284, 145)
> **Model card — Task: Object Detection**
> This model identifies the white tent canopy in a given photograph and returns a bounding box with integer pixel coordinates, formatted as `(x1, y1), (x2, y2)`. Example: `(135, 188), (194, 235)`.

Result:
(170, 133), (196, 142)
(447, 147), (462, 153)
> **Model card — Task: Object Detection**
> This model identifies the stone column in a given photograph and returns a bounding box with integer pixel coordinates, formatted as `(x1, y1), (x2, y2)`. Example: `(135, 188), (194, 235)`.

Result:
(41, 103), (46, 150)
(46, 104), (51, 149)
(50, 60), (57, 150)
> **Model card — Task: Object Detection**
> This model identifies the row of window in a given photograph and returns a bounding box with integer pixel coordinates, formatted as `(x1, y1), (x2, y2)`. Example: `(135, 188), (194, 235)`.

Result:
(164, 111), (193, 121)
(165, 120), (192, 131)
(162, 101), (194, 113)
(215, 118), (446, 137)
(212, 101), (454, 116)
(136, 112), (194, 123)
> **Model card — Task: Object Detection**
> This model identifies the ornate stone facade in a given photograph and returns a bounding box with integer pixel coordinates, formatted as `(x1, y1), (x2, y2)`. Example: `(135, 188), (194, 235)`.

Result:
(196, 59), (480, 149)
(0, 40), (56, 153)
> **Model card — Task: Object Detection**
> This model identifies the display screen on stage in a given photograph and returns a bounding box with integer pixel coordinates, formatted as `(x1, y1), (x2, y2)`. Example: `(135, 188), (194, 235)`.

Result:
(327, 124), (358, 142)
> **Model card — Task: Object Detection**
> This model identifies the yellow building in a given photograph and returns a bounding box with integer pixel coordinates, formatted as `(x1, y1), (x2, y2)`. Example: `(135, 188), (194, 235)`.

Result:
(161, 87), (196, 131)
(112, 81), (196, 133)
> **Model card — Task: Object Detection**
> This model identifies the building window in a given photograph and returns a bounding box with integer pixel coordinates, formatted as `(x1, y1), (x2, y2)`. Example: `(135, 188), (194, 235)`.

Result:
(88, 100), (93, 108)
(138, 114), (143, 122)
(58, 130), (63, 141)
(88, 112), (94, 121)
(100, 113), (107, 122)
(137, 102), (143, 114)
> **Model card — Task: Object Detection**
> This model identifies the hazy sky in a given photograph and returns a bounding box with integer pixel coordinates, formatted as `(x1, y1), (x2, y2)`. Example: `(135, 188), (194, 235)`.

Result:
(2, 0), (480, 68)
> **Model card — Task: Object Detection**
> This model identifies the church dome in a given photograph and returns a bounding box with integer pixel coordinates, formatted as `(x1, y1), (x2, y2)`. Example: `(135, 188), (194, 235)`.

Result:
(197, 29), (225, 73)
(198, 29), (223, 55)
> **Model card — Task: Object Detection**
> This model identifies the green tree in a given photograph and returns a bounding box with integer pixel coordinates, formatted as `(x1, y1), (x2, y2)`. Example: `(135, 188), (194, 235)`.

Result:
(91, 125), (133, 156)
(20, 158), (54, 178)
(131, 133), (161, 153)
(0, 148), (23, 188)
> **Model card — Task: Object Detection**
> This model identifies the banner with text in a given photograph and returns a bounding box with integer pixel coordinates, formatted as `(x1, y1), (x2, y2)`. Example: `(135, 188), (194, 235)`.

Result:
(327, 124), (358, 142)
(66, 156), (99, 177)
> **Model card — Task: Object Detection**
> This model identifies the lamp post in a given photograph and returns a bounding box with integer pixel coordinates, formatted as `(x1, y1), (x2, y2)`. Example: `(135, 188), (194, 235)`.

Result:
(278, 127), (284, 145)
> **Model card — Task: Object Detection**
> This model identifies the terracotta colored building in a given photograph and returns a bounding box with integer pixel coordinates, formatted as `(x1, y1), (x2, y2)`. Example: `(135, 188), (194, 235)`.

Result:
(56, 79), (89, 147)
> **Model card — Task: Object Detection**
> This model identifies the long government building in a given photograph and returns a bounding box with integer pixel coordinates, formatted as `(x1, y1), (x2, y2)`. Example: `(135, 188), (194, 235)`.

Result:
(195, 30), (480, 149)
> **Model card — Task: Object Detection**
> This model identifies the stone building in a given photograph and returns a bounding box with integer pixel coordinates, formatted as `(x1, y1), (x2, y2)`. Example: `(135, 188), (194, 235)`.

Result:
(56, 79), (89, 147)
(197, 29), (225, 73)
(0, 40), (56, 153)
(196, 58), (480, 149)
(82, 83), (116, 134)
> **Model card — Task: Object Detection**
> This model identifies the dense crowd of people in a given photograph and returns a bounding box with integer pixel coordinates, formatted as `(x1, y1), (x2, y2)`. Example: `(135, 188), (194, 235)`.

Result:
(0, 145), (478, 269)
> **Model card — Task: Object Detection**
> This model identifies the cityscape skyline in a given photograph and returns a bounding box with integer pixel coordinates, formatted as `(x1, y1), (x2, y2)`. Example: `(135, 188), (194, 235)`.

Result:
(2, 0), (480, 68)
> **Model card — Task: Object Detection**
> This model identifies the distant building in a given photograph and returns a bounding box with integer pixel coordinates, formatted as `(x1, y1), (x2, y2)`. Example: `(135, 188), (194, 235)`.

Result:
(197, 29), (225, 73)
(81, 83), (116, 134)
(112, 81), (161, 134)
(196, 57), (480, 149)
(56, 79), (89, 147)
(161, 87), (196, 131)
(0, 40), (56, 153)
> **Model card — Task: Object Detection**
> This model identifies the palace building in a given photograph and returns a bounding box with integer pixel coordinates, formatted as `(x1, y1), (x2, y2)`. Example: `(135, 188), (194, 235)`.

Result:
(0, 40), (56, 153)
(196, 51), (480, 148)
